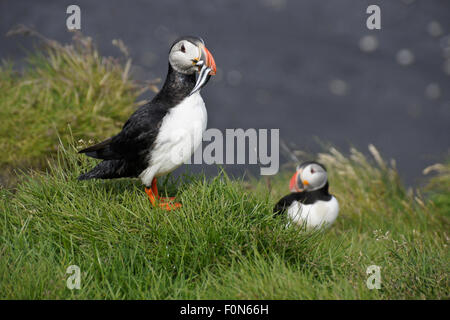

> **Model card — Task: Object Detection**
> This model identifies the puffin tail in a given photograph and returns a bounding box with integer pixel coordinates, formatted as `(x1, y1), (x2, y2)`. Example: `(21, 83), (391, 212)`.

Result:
(78, 160), (134, 181)
(78, 138), (116, 160)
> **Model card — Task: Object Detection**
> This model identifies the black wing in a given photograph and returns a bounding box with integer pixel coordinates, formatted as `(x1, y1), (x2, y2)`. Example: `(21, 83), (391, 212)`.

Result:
(273, 192), (308, 215)
(79, 102), (168, 161)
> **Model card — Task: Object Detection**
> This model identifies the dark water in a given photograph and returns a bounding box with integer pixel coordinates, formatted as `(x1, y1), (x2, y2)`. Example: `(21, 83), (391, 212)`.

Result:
(1, 0), (449, 185)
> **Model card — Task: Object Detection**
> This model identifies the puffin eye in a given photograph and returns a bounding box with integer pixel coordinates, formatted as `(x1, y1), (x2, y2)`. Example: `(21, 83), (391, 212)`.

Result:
(180, 44), (186, 53)
(311, 167), (315, 174)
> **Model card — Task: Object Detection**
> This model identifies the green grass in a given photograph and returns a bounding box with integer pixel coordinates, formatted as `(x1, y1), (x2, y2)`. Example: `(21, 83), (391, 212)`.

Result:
(423, 159), (450, 218)
(0, 27), (448, 299)
(0, 142), (448, 299)
(0, 26), (144, 179)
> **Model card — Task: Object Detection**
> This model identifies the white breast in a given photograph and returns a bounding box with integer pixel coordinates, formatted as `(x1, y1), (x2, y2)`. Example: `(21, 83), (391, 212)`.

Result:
(287, 197), (339, 230)
(139, 92), (207, 186)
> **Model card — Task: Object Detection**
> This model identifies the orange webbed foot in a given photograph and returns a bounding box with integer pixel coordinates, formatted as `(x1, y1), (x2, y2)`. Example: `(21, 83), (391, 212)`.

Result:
(146, 178), (180, 210)
(158, 196), (176, 202)
(158, 202), (182, 211)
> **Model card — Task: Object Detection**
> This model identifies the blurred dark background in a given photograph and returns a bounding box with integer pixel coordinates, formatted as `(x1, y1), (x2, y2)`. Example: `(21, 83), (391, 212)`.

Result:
(1, 0), (449, 185)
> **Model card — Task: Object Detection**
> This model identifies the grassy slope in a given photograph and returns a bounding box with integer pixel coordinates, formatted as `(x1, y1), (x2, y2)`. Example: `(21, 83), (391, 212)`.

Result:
(0, 27), (141, 178)
(0, 144), (448, 299)
(0, 28), (448, 299)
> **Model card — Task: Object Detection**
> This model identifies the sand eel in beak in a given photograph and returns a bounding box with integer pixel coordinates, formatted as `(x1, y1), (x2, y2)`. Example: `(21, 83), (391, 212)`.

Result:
(273, 161), (339, 229)
(189, 42), (216, 95)
(78, 36), (217, 210)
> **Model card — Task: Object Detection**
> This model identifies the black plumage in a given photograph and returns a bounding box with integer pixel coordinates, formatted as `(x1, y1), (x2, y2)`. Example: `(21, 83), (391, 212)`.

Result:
(78, 63), (196, 182)
(273, 182), (332, 215)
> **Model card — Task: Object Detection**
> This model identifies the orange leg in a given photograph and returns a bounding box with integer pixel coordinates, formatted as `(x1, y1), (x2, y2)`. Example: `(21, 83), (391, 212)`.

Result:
(151, 178), (159, 198)
(145, 186), (157, 206)
(145, 178), (181, 210)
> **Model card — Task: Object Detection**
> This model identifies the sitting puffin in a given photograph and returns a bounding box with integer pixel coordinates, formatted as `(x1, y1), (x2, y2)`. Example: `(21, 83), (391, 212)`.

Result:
(78, 36), (216, 210)
(273, 161), (339, 229)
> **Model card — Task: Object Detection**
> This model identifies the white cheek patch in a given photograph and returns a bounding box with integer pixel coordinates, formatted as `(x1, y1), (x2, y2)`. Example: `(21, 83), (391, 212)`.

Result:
(185, 41), (200, 60)
(169, 52), (184, 70)
(169, 41), (199, 74)
(197, 46), (202, 61)
(302, 170), (327, 190)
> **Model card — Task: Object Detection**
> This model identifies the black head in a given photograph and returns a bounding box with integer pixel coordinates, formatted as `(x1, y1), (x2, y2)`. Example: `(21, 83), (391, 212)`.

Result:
(169, 36), (204, 52)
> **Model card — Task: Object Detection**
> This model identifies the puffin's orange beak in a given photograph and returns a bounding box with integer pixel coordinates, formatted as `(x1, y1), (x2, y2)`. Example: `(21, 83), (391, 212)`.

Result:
(289, 172), (299, 192)
(202, 46), (216, 75)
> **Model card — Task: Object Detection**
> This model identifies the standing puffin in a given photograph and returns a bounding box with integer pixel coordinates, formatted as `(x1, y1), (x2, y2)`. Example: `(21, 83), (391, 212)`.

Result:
(78, 36), (217, 210)
(273, 161), (339, 229)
